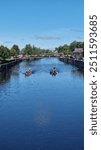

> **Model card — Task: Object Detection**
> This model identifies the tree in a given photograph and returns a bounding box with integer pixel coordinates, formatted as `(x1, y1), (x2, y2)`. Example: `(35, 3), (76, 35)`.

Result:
(23, 44), (33, 55)
(0, 45), (10, 60)
(10, 44), (20, 56)
(55, 44), (70, 55)
(69, 41), (84, 52)
(10, 48), (17, 56)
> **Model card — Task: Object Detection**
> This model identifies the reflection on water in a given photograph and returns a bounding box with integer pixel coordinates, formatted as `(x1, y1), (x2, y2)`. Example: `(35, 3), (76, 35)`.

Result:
(0, 58), (83, 83)
(35, 110), (51, 128)
(0, 65), (20, 83)
(0, 71), (11, 83)
(0, 58), (84, 150)
(71, 69), (84, 78)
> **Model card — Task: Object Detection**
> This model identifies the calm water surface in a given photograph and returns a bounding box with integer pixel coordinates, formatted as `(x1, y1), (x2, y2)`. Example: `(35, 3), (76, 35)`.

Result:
(0, 58), (84, 150)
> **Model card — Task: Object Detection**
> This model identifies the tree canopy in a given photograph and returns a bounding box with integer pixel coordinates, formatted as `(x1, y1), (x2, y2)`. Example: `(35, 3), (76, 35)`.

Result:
(0, 40), (84, 62)
(10, 44), (20, 56)
(69, 41), (84, 52)
(55, 44), (70, 55)
(22, 44), (52, 55)
(55, 41), (84, 55)
(0, 45), (10, 60)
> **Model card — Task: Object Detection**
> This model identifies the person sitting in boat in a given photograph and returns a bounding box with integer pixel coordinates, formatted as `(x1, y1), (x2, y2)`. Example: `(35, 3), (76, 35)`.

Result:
(28, 68), (32, 73)
(25, 68), (32, 76)
(50, 67), (57, 75)
(29, 68), (31, 71)
(53, 67), (56, 73)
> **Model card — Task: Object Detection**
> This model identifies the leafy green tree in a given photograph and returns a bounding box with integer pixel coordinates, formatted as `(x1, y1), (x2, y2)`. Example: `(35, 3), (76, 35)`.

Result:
(0, 45), (10, 60)
(23, 44), (33, 55)
(10, 48), (17, 56)
(69, 41), (84, 52)
(55, 44), (70, 55)
(10, 44), (20, 56)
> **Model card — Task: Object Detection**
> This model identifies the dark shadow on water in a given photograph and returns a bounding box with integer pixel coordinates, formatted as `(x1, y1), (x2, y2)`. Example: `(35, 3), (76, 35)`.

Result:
(0, 65), (20, 84)
(71, 68), (84, 78)
(0, 70), (11, 84)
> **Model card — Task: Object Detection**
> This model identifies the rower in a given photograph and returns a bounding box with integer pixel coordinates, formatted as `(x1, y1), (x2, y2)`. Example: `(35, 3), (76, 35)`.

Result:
(53, 67), (56, 72)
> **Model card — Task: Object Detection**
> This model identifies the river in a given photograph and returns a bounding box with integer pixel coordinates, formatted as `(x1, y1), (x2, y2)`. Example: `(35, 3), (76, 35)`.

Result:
(0, 57), (84, 150)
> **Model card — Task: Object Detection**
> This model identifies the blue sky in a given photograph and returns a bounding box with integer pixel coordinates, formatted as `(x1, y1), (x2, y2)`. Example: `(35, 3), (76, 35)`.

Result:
(0, 0), (84, 49)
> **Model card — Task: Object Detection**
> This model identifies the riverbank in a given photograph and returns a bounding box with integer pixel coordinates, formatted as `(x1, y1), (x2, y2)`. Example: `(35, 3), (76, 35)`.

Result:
(59, 57), (84, 69)
(0, 56), (84, 73)
(0, 59), (22, 72)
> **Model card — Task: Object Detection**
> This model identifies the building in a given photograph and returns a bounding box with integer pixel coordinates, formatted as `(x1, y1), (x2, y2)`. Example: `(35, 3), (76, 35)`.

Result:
(72, 48), (84, 60)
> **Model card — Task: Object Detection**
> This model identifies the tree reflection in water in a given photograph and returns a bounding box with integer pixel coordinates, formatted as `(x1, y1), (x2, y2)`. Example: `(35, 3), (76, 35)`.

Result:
(71, 68), (84, 78)
(0, 70), (11, 83)
(0, 65), (19, 84)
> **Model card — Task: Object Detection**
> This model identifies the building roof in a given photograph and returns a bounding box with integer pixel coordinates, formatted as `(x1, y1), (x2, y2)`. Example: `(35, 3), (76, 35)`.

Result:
(73, 48), (83, 53)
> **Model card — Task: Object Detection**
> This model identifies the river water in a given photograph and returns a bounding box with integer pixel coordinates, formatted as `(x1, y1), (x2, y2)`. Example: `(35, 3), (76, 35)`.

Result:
(0, 58), (84, 150)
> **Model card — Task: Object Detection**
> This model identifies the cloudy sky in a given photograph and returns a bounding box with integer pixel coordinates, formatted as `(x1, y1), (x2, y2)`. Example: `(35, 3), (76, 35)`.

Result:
(0, 0), (84, 49)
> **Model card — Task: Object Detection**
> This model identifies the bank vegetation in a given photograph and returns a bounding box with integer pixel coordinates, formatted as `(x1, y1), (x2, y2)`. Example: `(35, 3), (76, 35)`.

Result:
(0, 41), (84, 64)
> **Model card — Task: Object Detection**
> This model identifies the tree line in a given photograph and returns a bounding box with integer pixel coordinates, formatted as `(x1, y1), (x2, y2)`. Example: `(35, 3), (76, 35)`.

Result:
(0, 44), (52, 61)
(0, 41), (84, 62)
(55, 41), (84, 55)
(0, 45), (20, 60)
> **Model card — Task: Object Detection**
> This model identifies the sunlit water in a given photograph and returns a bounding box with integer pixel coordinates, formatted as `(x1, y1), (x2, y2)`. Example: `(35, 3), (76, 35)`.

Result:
(0, 58), (84, 150)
